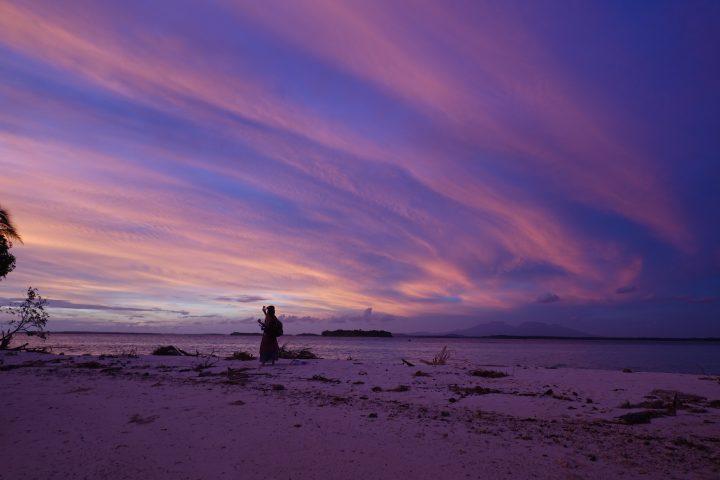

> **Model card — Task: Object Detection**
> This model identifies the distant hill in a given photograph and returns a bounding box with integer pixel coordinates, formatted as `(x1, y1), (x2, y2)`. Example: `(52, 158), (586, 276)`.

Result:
(449, 321), (590, 338)
(321, 329), (392, 337)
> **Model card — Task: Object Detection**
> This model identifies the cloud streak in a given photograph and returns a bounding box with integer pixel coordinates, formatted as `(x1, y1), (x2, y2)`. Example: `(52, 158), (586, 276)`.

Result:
(0, 1), (717, 334)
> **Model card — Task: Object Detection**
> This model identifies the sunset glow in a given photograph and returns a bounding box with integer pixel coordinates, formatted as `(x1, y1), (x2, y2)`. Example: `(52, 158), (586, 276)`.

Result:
(1, 1), (718, 335)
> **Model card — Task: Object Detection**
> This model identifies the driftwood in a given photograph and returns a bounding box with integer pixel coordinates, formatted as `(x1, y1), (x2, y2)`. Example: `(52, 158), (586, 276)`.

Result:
(152, 345), (194, 356)
(278, 344), (319, 360)
(401, 358), (415, 367)
(226, 351), (256, 361)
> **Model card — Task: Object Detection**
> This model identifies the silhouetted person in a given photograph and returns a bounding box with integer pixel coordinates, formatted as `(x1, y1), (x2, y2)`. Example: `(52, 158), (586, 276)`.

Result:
(258, 305), (283, 365)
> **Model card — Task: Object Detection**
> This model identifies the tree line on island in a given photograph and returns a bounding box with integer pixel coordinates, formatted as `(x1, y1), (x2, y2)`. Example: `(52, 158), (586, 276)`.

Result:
(321, 329), (392, 337)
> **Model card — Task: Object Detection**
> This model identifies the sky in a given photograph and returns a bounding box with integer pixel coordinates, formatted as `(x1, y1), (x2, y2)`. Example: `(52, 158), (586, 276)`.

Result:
(0, 0), (719, 336)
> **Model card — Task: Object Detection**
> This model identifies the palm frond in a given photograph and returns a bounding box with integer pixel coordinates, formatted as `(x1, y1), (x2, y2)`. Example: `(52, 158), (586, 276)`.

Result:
(0, 206), (22, 243)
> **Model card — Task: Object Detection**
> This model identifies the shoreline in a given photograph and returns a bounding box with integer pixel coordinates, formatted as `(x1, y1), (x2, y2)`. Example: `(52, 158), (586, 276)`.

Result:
(1, 351), (719, 479)
(40, 331), (720, 342)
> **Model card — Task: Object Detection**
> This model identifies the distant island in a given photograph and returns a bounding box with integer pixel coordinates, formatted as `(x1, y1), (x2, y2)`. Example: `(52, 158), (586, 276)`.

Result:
(321, 329), (392, 337)
(230, 332), (262, 336)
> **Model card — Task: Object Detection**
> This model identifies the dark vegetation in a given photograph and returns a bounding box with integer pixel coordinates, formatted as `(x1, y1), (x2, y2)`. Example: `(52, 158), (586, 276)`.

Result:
(0, 236), (16, 281)
(387, 384), (411, 392)
(616, 389), (715, 424)
(0, 205), (21, 281)
(450, 385), (501, 397)
(618, 410), (666, 425)
(226, 351), (256, 361)
(420, 346), (450, 365)
(321, 329), (392, 337)
(152, 345), (194, 356)
(278, 343), (319, 359)
(0, 204), (51, 351)
(309, 374), (340, 384)
(0, 287), (49, 350)
(470, 368), (508, 378)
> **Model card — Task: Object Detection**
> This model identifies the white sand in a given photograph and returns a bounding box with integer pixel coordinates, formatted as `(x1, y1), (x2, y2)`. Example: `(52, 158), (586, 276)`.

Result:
(1, 351), (719, 479)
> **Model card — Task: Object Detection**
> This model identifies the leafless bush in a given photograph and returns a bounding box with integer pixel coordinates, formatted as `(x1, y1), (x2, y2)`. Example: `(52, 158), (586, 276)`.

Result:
(106, 346), (138, 358)
(226, 351), (256, 361)
(193, 352), (219, 371)
(279, 343), (319, 359)
(152, 345), (191, 356)
(0, 287), (49, 350)
(420, 346), (450, 366)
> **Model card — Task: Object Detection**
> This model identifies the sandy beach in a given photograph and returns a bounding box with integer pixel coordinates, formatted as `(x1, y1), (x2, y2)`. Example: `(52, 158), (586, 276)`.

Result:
(1, 351), (718, 479)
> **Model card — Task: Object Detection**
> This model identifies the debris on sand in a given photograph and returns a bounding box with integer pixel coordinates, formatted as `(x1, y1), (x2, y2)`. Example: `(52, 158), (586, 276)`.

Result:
(420, 346), (450, 366)
(74, 361), (103, 369)
(309, 374), (341, 384)
(278, 344), (319, 360)
(650, 389), (706, 405)
(226, 367), (251, 384)
(620, 399), (665, 410)
(152, 345), (192, 356)
(450, 385), (500, 397)
(387, 385), (410, 392)
(672, 437), (710, 451)
(621, 390), (709, 414)
(470, 369), (508, 378)
(0, 360), (48, 371)
(226, 351), (256, 361)
(617, 410), (666, 425)
(128, 414), (159, 425)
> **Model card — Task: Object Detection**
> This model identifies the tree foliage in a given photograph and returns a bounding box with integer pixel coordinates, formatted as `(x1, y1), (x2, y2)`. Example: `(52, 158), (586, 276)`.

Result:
(0, 287), (49, 350)
(0, 204), (21, 281)
(0, 236), (15, 281)
(0, 206), (22, 243)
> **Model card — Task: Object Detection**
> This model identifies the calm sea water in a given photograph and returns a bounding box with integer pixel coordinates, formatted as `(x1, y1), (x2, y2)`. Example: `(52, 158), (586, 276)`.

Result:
(13, 333), (720, 375)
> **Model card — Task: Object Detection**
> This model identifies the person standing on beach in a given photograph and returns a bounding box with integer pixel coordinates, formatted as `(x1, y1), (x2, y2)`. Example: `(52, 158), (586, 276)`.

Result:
(258, 305), (282, 365)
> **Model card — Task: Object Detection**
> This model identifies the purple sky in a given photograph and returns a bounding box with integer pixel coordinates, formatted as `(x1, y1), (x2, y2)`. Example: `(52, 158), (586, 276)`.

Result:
(1, 1), (719, 335)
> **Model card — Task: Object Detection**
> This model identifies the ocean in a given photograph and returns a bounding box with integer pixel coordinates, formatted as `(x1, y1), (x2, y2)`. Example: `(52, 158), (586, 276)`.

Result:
(13, 333), (720, 375)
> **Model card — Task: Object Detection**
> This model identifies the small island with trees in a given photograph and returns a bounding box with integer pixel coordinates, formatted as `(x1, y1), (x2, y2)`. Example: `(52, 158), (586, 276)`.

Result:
(321, 329), (392, 337)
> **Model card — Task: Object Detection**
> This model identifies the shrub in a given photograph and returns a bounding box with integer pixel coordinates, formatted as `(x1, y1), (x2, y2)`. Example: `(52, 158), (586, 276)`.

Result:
(278, 344), (319, 359)
(470, 368), (508, 378)
(226, 351), (256, 361)
(420, 346), (450, 366)
(0, 287), (49, 350)
(152, 345), (190, 356)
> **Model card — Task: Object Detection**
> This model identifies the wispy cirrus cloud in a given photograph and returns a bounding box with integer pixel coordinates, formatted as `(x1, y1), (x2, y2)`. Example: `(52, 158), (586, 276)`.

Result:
(215, 295), (268, 304)
(0, 0), (717, 334)
(0, 298), (189, 316)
